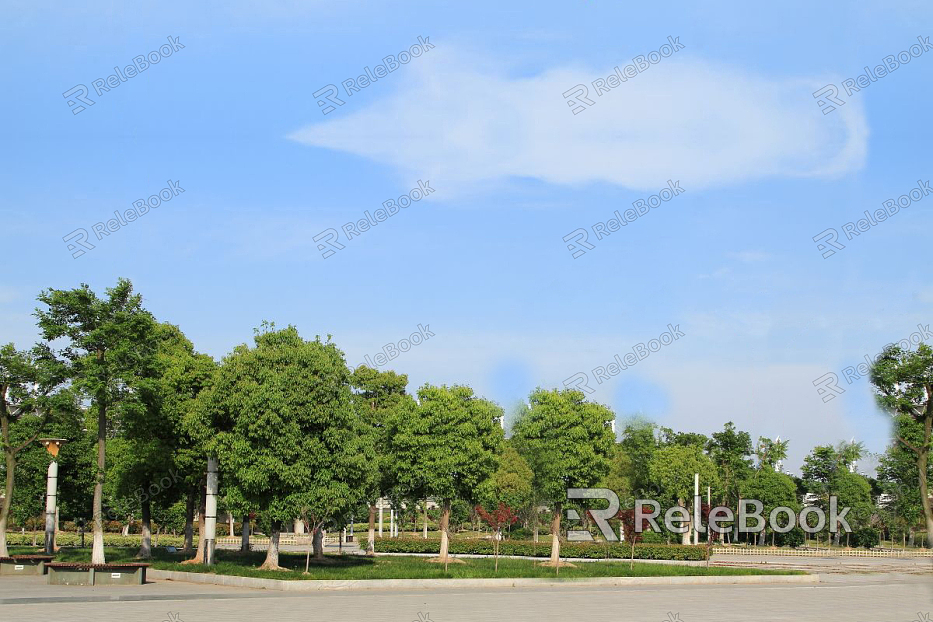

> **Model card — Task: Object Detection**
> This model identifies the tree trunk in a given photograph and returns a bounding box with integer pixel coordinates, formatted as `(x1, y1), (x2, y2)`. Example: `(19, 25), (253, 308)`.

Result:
(137, 496), (152, 559)
(193, 484), (206, 561)
(259, 522), (282, 570)
(183, 489), (195, 553)
(367, 504), (376, 555)
(91, 389), (108, 565)
(438, 499), (451, 561)
(312, 525), (324, 560)
(184, 483), (207, 564)
(917, 418), (933, 548)
(679, 500), (691, 545)
(240, 514), (250, 552)
(229, 513), (234, 536)
(423, 500), (428, 539)
(549, 508), (561, 565)
(0, 450), (15, 558)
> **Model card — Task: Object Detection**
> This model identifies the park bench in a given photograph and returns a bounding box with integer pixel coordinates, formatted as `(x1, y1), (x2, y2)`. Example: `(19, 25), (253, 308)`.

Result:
(45, 562), (150, 586)
(0, 554), (55, 575)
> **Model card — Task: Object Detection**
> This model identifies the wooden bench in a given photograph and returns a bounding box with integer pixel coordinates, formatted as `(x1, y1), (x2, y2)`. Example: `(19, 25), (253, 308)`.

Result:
(0, 555), (55, 575)
(45, 562), (150, 586)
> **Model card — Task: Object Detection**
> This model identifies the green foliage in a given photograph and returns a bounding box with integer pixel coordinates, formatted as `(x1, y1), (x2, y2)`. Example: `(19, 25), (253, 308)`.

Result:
(479, 444), (534, 511)
(200, 325), (372, 530)
(852, 527), (880, 549)
(34, 278), (159, 562)
(831, 470), (873, 530)
(775, 526), (805, 548)
(755, 436), (789, 469)
(647, 444), (720, 505)
(372, 537), (708, 560)
(390, 384), (503, 505)
(877, 417), (930, 537)
(617, 419), (659, 495)
(512, 388), (616, 506)
(706, 422), (753, 506)
(741, 467), (799, 521)
(639, 530), (664, 544)
(870, 342), (933, 543)
(350, 365), (410, 506)
(4, 532), (186, 547)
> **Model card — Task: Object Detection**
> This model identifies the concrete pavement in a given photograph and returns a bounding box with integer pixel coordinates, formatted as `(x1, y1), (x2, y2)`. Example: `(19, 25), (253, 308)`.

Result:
(1, 572), (930, 622)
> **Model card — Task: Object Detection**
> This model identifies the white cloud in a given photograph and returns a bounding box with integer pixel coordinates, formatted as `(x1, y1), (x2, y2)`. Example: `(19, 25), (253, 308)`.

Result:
(289, 47), (868, 195)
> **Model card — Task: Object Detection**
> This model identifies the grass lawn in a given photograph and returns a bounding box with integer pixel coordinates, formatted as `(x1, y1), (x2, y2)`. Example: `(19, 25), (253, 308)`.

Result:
(9, 546), (804, 581)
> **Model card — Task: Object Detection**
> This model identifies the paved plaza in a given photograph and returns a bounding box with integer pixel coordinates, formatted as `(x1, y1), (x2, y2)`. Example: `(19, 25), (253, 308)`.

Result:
(1, 570), (930, 622)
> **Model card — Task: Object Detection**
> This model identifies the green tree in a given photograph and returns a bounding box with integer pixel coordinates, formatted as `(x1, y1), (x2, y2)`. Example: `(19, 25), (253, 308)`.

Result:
(479, 442), (534, 533)
(35, 279), (157, 564)
(390, 384), (503, 566)
(831, 470), (872, 546)
(0, 344), (73, 555)
(877, 416), (931, 546)
(601, 443), (634, 504)
(870, 343), (933, 546)
(755, 436), (789, 469)
(706, 422), (753, 510)
(617, 419), (659, 496)
(661, 428), (709, 449)
(741, 467), (798, 546)
(199, 325), (371, 569)
(350, 365), (411, 553)
(647, 444), (719, 544)
(153, 324), (215, 561)
(512, 388), (615, 566)
(801, 445), (839, 495)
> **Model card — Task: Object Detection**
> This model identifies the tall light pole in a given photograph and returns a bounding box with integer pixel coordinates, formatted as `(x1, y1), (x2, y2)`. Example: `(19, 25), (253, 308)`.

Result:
(204, 457), (219, 565)
(39, 438), (67, 555)
(693, 472), (699, 545)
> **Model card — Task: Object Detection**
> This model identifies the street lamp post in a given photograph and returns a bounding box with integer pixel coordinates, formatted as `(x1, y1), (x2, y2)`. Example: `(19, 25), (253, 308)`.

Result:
(39, 438), (67, 555)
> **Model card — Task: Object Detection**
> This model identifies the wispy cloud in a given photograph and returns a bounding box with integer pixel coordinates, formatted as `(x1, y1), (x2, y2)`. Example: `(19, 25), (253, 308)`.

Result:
(289, 47), (868, 196)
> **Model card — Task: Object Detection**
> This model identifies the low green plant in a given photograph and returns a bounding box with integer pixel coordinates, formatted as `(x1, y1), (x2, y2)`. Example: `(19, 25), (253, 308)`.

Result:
(373, 537), (708, 560)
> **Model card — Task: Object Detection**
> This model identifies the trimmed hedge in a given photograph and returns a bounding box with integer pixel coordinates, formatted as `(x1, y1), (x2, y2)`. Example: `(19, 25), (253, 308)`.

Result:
(4, 532), (186, 547)
(373, 537), (707, 560)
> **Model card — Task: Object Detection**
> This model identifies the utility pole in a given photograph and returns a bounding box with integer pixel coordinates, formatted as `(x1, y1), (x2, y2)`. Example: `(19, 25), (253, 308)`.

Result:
(693, 473), (699, 545)
(204, 457), (219, 565)
(39, 439), (67, 556)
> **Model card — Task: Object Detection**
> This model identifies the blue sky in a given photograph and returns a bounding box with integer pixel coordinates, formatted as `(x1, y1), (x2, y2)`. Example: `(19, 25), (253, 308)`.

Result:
(2, 0), (932, 473)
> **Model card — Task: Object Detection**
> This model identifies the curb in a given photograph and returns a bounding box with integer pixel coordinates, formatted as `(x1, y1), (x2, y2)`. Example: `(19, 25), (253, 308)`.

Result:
(148, 569), (820, 591)
(373, 552), (707, 566)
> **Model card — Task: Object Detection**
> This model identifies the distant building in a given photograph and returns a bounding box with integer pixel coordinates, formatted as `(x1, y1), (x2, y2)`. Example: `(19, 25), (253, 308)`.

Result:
(802, 492), (821, 507)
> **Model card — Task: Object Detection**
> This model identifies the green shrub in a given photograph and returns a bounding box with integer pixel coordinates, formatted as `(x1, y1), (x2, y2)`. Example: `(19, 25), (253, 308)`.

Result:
(852, 528), (880, 549)
(4, 532), (186, 548)
(639, 531), (664, 544)
(373, 537), (707, 560)
(105, 521), (123, 533)
(776, 527), (805, 548)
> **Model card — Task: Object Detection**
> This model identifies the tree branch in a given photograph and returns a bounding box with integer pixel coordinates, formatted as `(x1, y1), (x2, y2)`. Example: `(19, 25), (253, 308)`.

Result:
(895, 435), (920, 456)
(13, 406), (51, 455)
